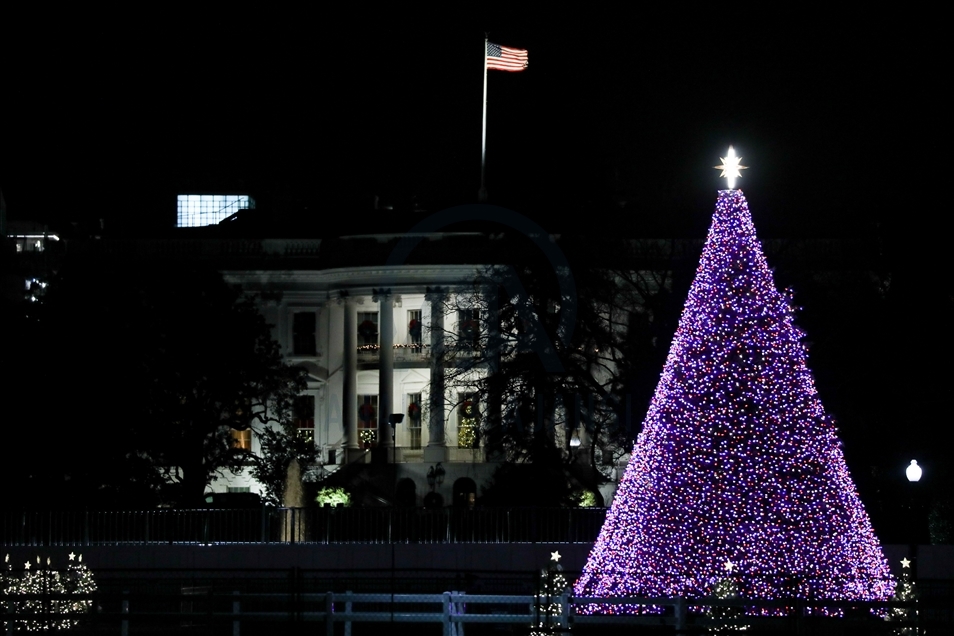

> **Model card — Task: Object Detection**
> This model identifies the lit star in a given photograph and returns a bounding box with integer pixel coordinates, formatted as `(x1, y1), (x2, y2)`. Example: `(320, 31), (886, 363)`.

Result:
(24, 562), (31, 570)
(901, 558), (911, 569)
(724, 560), (735, 573)
(68, 552), (76, 561)
(715, 146), (748, 189)
(551, 551), (562, 563)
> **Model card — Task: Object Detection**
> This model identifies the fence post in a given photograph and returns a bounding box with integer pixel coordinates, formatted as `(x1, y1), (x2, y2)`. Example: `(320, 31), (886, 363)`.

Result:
(674, 596), (686, 634)
(260, 505), (267, 543)
(345, 591), (353, 636)
(232, 591), (240, 636)
(442, 591), (452, 636)
(121, 591), (129, 636)
(325, 592), (334, 636)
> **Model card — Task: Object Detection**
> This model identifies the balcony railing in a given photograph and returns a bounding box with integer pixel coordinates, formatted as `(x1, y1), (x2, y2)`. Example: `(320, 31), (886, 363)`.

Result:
(357, 345), (429, 365)
(1, 507), (608, 546)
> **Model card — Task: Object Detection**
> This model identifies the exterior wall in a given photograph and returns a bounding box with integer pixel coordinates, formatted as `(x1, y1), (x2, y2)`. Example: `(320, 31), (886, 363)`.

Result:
(213, 266), (498, 502)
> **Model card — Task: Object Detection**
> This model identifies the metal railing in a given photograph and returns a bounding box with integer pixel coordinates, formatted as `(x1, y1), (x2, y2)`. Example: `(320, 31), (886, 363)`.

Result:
(1, 507), (608, 546)
(0, 587), (930, 635)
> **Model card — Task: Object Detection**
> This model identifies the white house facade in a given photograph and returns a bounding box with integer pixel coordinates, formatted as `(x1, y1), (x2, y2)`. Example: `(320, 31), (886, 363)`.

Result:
(213, 261), (503, 505)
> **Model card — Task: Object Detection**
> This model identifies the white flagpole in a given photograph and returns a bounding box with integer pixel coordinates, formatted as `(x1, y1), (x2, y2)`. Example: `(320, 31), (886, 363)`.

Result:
(479, 36), (489, 203)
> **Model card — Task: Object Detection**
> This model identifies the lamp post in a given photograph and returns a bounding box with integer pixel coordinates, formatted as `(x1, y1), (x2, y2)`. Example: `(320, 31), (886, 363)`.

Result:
(906, 460), (922, 483)
(424, 462), (446, 509)
(905, 459), (924, 577)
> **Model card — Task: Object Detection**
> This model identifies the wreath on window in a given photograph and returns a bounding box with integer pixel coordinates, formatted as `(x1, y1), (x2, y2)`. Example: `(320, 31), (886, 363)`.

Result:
(460, 320), (479, 336)
(407, 402), (421, 421)
(358, 320), (377, 338)
(408, 319), (422, 339)
(359, 403), (376, 423)
(461, 400), (475, 417)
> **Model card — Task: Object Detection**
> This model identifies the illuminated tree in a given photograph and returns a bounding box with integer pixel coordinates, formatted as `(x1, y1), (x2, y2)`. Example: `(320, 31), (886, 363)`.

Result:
(575, 188), (893, 612)
(532, 551), (570, 635)
(3, 553), (97, 632)
(886, 558), (918, 634)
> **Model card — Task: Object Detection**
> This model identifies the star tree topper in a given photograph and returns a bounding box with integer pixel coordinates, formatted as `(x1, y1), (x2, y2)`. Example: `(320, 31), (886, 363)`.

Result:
(715, 146), (748, 189)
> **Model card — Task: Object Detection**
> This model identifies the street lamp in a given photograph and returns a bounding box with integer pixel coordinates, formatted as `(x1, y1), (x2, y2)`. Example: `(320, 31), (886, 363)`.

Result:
(906, 460), (922, 483)
(426, 462), (446, 491)
(905, 459), (925, 570)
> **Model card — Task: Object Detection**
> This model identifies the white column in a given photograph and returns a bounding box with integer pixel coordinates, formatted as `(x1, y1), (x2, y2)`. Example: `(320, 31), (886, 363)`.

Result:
(424, 287), (446, 463)
(342, 295), (360, 461)
(375, 289), (394, 460)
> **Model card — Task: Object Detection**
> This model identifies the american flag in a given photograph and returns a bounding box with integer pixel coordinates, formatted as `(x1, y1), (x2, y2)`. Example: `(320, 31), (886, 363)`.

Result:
(486, 42), (528, 72)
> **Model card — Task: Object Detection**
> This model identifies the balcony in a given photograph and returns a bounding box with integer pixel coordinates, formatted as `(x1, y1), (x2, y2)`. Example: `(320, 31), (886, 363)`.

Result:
(357, 345), (429, 366)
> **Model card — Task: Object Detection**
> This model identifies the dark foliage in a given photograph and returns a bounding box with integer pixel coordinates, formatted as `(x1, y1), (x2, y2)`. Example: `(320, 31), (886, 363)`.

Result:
(6, 259), (304, 508)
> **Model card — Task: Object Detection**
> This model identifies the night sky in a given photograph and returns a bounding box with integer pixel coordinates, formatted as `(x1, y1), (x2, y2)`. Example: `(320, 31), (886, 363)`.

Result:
(2, 9), (949, 475)
(2, 9), (945, 237)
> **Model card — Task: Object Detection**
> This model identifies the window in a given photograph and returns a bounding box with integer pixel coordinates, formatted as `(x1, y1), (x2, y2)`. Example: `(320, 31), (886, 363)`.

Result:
(407, 393), (422, 449)
(295, 396), (315, 444)
(231, 428), (252, 451)
(292, 312), (317, 356)
(407, 310), (423, 346)
(357, 312), (379, 347)
(176, 194), (255, 227)
(458, 309), (480, 350)
(457, 393), (479, 449)
(358, 395), (378, 448)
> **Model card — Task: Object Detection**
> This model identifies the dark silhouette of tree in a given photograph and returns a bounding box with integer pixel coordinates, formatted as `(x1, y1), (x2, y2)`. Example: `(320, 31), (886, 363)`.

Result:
(437, 236), (685, 504)
(14, 260), (305, 508)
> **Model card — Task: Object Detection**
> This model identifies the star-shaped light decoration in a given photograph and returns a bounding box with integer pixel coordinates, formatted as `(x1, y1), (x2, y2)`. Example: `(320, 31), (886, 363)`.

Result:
(901, 557), (911, 569)
(551, 551), (562, 563)
(24, 561), (31, 570)
(715, 146), (748, 189)
(68, 552), (76, 561)
(724, 560), (735, 573)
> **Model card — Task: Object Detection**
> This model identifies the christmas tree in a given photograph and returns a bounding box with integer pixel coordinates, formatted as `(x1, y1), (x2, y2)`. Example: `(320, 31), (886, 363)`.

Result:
(575, 150), (893, 614)
(532, 551), (570, 635)
(886, 558), (918, 634)
(3, 552), (97, 631)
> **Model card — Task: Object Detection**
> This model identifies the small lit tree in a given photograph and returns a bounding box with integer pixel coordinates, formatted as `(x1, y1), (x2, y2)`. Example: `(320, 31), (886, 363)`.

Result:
(532, 551), (570, 635)
(886, 558), (918, 635)
(705, 563), (749, 634)
(3, 553), (97, 632)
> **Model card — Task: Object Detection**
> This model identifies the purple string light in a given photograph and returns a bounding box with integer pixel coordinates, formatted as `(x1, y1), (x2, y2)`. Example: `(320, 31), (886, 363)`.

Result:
(575, 190), (893, 614)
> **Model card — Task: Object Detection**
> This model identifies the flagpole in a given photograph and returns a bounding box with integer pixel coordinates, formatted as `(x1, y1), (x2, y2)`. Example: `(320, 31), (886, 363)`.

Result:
(479, 36), (489, 203)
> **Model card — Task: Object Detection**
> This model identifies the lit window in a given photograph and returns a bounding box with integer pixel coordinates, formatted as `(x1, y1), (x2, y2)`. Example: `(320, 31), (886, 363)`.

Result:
(176, 194), (255, 228)
(358, 395), (378, 448)
(407, 393), (422, 449)
(458, 394), (478, 448)
(295, 396), (315, 444)
(407, 310), (423, 346)
(231, 428), (252, 451)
